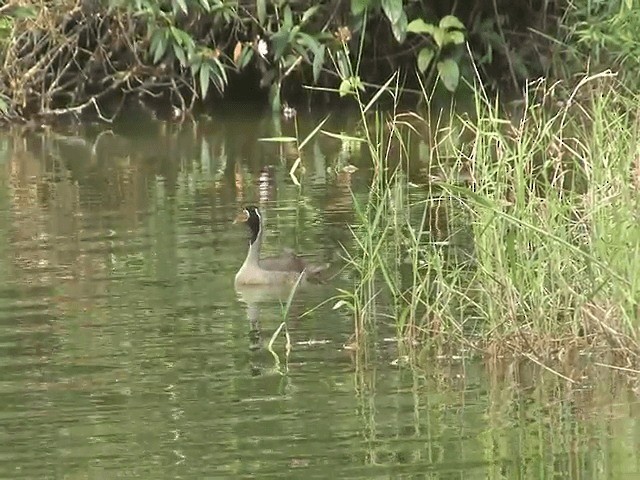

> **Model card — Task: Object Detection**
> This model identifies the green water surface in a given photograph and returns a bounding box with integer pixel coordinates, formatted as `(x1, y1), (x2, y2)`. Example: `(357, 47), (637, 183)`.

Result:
(0, 110), (638, 479)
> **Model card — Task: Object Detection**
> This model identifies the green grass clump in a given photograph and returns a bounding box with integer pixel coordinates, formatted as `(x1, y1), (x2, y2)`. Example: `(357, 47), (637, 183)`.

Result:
(336, 71), (640, 362)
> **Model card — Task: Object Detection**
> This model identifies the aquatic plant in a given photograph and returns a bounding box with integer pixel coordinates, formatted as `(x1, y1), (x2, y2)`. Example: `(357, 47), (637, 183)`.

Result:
(327, 68), (640, 368)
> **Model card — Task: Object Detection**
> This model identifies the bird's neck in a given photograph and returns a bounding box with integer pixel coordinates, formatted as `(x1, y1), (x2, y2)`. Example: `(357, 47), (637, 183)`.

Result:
(245, 223), (263, 266)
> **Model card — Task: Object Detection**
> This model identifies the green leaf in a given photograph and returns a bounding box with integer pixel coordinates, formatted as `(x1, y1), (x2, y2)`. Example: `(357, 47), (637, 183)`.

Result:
(0, 96), (8, 115)
(339, 78), (352, 97)
(353, 76), (365, 92)
(390, 11), (407, 43)
(351, 0), (371, 16)
(150, 29), (167, 64)
(336, 50), (350, 78)
(221, 10), (234, 23)
(381, 0), (403, 25)
(257, 0), (266, 25)
(10, 6), (37, 19)
(296, 32), (320, 53)
(446, 30), (466, 45)
(417, 47), (435, 73)
(301, 5), (319, 25)
(174, 0), (188, 14)
(171, 28), (193, 48)
(283, 5), (293, 30)
(213, 57), (228, 84)
(271, 29), (290, 60)
(437, 59), (459, 91)
(170, 26), (181, 44)
(199, 0), (211, 12)
(313, 44), (326, 83)
(407, 19), (435, 35)
(432, 26), (444, 47)
(210, 63), (225, 93)
(199, 64), (210, 99)
(439, 15), (465, 31)
(238, 47), (254, 69)
(173, 43), (187, 65)
(190, 58), (201, 77)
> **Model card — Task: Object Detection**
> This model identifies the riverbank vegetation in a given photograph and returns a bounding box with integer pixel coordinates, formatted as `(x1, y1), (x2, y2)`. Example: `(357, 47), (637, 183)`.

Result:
(2, 0), (635, 123)
(325, 70), (640, 371)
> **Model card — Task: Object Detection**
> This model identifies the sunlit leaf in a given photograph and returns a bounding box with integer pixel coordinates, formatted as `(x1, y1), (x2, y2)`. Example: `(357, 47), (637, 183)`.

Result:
(321, 130), (366, 142)
(336, 50), (350, 78)
(432, 26), (444, 47)
(238, 47), (254, 69)
(174, 0), (188, 14)
(283, 5), (293, 30)
(417, 47), (435, 73)
(301, 5), (319, 25)
(233, 41), (243, 66)
(258, 136), (298, 142)
(213, 57), (228, 84)
(439, 15), (465, 31)
(339, 78), (352, 97)
(170, 26), (194, 49)
(332, 300), (352, 310)
(437, 59), (460, 91)
(446, 30), (466, 45)
(150, 29), (167, 64)
(390, 11), (408, 43)
(173, 43), (187, 65)
(407, 19), (435, 35)
(211, 72), (225, 94)
(199, 0), (211, 12)
(381, 0), (403, 25)
(199, 64), (210, 99)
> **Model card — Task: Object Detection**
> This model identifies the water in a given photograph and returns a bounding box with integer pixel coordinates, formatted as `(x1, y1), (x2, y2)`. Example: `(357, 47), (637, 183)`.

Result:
(1, 112), (639, 479)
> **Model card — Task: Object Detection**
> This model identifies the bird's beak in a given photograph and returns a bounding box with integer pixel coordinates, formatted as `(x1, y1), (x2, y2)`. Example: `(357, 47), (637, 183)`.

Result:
(233, 210), (249, 224)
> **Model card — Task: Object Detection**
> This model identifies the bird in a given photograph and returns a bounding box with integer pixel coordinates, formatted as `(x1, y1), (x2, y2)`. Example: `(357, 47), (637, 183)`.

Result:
(233, 205), (329, 286)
